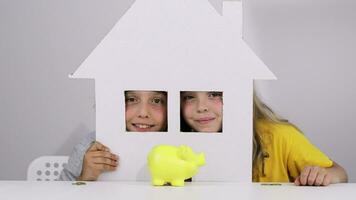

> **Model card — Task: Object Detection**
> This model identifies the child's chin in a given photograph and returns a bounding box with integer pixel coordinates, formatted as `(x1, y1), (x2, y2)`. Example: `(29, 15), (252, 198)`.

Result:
(196, 128), (219, 133)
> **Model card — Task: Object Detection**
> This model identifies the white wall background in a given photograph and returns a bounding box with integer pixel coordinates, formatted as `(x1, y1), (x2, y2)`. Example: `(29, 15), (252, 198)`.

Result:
(0, 0), (355, 181)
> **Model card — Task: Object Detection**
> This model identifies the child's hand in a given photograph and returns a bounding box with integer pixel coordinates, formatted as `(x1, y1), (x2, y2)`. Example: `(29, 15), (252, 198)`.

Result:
(77, 141), (119, 181)
(294, 166), (332, 186)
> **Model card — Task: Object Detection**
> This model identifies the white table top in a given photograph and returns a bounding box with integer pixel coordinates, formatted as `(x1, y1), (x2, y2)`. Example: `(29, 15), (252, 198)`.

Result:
(0, 181), (355, 200)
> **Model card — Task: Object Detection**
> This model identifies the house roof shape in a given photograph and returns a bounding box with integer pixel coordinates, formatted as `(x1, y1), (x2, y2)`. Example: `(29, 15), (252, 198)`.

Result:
(70, 0), (276, 85)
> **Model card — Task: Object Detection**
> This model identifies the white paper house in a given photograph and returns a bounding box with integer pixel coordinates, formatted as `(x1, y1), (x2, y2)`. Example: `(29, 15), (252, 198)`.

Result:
(71, 0), (275, 182)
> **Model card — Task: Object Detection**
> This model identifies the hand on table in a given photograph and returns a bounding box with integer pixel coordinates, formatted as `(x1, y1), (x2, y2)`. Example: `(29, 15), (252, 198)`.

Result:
(294, 166), (332, 186)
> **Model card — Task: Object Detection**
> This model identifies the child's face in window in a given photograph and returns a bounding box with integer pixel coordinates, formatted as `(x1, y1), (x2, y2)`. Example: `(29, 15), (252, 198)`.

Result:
(181, 91), (223, 132)
(125, 91), (167, 132)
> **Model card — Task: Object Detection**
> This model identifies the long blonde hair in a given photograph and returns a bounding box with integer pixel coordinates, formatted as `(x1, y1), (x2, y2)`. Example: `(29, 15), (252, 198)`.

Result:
(252, 91), (292, 180)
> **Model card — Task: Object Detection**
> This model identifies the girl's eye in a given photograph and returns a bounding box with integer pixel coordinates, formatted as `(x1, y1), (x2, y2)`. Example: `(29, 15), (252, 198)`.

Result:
(125, 96), (138, 104)
(208, 92), (222, 99)
(183, 95), (195, 102)
(151, 97), (164, 105)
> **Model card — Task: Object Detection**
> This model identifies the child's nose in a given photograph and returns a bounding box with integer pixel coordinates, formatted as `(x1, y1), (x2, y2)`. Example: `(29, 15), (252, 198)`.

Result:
(197, 99), (209, 113)
(138, 103), (149, 118)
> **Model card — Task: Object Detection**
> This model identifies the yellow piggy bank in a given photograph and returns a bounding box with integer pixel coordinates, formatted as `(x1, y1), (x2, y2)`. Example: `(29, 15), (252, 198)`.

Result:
(147, 145), (205, 186)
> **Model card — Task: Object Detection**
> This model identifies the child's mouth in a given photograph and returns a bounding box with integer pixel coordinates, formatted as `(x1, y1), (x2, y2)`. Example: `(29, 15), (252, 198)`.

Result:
(195, 117), (215, 124)
(132, 123), (155, 131)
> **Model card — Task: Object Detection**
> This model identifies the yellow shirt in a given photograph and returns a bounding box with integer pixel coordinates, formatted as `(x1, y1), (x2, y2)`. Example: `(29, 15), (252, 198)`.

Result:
(254, 120), (333, 182)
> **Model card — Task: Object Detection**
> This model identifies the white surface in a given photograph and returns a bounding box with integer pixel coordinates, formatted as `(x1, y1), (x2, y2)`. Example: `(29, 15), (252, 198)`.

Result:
(27, 156), (68, 181)
(71, 0), (275, 182)
(0, 181), (355, 200)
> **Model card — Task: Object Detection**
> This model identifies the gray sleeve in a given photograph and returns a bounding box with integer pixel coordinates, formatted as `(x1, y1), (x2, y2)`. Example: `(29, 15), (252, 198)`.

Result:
(59, 131), (96, 181)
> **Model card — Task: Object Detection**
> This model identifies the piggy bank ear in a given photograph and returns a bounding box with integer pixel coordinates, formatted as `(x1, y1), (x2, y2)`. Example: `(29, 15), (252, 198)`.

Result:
(177, 145), (194, 161)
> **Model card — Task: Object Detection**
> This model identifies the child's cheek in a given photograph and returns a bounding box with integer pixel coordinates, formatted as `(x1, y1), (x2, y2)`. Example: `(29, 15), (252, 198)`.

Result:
(212, 98), (223, 104)
(211, 100), (223, 114)
(150, 105), (166, 118)
(125, 105), (137, 119)
(183, 104), (194, 117)
(150, 105), (164, 112)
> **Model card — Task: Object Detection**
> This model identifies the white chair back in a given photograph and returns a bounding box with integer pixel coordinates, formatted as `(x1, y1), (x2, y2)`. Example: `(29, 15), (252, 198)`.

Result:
(27, 156), (68, 181)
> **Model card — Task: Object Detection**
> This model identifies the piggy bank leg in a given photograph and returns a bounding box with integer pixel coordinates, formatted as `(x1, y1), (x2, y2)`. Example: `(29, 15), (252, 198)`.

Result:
(171, 179), (185, 187)
(152, 178), (165, 186)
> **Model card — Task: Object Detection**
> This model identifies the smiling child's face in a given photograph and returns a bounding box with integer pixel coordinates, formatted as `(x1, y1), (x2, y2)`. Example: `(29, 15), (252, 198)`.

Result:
(181, 91), (223, 132)
(125, 91), (167, 132)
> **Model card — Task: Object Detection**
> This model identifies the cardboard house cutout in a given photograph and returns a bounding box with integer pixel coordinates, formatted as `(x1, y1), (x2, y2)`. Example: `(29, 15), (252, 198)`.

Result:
(71, 0), (275, 182)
